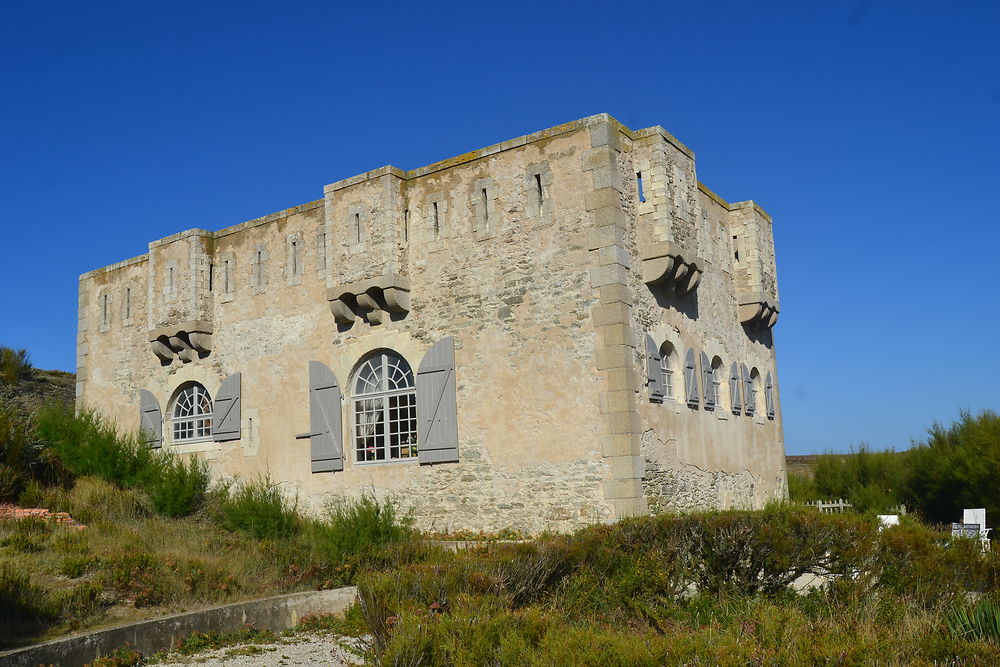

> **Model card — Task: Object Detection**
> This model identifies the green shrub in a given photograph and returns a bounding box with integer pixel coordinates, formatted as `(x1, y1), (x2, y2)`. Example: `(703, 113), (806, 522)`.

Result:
(36, 405), (157, 489)
(812, 445), (908, 512)
(907, 410), (1000, 524)
(146, 455), (210, 517)
(38, 406), (208, 518)
(308, 493), (413, 565)
(212, 477), (300, 539)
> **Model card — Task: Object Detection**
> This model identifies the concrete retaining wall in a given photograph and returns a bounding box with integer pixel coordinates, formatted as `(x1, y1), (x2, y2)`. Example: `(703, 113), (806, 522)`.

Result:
(0, 586), (357, 667)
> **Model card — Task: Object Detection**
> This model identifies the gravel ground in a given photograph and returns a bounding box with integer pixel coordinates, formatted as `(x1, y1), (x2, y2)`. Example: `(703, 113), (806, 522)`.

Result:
(153, 634), (367, 666)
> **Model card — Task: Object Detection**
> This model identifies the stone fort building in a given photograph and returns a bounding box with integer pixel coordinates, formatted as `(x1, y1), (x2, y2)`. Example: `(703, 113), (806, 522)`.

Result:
(76, 114), (787, 533)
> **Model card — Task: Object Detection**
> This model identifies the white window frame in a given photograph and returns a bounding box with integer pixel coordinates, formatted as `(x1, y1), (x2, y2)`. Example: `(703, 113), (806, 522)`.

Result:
(711, 358), (723, 409)
(352, 351), (418, 464)
(660, 345), (675, 401)
(170, 383), (213, 443)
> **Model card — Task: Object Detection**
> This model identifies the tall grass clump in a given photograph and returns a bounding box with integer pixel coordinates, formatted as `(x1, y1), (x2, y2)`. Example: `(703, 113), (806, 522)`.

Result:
(309, 493), (413, 564)
(0, 562), (54, 647)
(212, 477), (300, 539)
(0, 345), (31, 387)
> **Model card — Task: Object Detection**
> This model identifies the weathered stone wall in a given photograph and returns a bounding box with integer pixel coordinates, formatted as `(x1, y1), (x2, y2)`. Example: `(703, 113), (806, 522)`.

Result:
(78, 114), (787, 533)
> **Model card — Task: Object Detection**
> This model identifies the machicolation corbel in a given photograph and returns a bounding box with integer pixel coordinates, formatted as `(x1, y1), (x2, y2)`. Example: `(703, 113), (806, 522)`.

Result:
(148, 321), (213, 364)
(641, 242), (704, 296)
(327, 274), (410, 327)
(738, 293), (779, 330)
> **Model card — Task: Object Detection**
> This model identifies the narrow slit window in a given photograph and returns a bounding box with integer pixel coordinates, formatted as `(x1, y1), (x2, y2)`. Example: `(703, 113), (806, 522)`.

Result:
(733, 235), (739, 262)
(223, 259), (232, 293)
(208, 264), (214, 292)
(432, 201), (440, 240)
(124, 287), (131, 320)
(354, 213), (361, 244)
(167, 267), (174, 293)
(319, 233), (327, 271)
(481, 188), (490, 231)
(291, 240), (298, 275)
(102, 294), (109, 326)
(255, 251), (263, 286)
(637, 172), (646, 203)
(403, 209), (409, 242)
(534, 173), (544, 209)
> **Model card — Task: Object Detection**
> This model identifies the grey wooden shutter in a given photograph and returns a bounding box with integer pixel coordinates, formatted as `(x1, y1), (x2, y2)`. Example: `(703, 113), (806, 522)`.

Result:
(700, 351), (715, 409)
(742, 364), (755, 416)
(139, 389), (162, 449)
(303, 361), (344, 472)
(684, 348), (699, 408)
(212, 373), (242, 441)
(645, 334), (664, 403)
(729, 362), (742, 415)
(765, 371), (775, 420)
(417, 336), (459, 464)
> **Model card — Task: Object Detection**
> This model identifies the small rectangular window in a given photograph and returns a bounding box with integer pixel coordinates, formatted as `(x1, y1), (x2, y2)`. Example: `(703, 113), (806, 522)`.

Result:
(224, 259), (232, 293)
(124, 287), (131, 320)
(208, 264), (214, 292)
(403, 209), (409, 242)
(291, 240), (299, 275)
(432, 201), (440, 241)
(102, 294), (109, 326)
(535, 173), (544, 209)
(481, 188), (491, 231)
(637, 172), (646, 203)
(354, 213), (361, 244)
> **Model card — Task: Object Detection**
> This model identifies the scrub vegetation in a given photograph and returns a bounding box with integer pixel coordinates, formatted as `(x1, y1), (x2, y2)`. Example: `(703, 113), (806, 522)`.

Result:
(787, 409), (1000, 523)
(4, 348), (1000, 663)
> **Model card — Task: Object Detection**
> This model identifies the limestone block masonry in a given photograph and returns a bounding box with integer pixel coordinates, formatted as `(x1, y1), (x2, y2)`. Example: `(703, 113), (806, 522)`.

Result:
(77, 114), (787, 533)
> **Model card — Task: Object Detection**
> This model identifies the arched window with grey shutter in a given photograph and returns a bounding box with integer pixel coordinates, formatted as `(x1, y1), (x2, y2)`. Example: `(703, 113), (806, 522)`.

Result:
(212, 373), (241, 442)
(684, 347), (699, 408)
(297, 361), (344, 472)
(765, 371), (775, 420)
(645, 334), (664, 403)
(742, 363), (756, 416)
(417, 337), (459, 464)
(729, 362), (742, 415)
(700, 351), (715, 409)
(139, 389), (162, 449)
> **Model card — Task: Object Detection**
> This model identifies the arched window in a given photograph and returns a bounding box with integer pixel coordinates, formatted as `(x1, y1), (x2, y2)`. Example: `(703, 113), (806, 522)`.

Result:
(660, 342), (676, 401)
(353, 351), (417, 463)
(170, 382), (213, 443)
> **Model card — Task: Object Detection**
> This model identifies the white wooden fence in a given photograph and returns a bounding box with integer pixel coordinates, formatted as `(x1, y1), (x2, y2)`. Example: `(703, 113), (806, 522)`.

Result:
(801, 499), (907, 515)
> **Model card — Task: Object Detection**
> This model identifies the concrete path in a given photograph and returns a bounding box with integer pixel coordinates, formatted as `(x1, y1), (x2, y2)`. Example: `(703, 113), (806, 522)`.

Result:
(154, 633), (366, 666)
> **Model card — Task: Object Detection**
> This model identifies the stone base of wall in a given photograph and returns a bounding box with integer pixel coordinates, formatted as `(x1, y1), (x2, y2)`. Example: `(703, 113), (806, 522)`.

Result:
(640, 431), (759, 513)
(291, 445), (612, 536)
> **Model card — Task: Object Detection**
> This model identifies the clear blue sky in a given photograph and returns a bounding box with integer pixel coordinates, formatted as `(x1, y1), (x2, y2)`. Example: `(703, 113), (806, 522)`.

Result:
(1, 1), (997, 455)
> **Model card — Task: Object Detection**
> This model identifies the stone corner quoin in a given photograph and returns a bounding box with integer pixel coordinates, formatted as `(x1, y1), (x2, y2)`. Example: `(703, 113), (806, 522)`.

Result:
(77, 113), (787, 534)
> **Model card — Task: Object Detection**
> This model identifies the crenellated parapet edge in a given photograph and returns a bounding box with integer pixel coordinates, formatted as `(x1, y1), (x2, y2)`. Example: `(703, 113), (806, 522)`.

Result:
(148, 320), (213, 364)
(327, 274), (410, 326)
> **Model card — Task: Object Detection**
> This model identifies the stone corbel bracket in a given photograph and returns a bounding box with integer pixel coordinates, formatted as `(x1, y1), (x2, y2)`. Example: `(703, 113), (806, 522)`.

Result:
(738, 293), (780, 330)
(327, 274), (410, 326)
(641, 242), (705, 296)
(149, 320), (213, 364)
